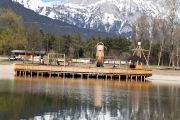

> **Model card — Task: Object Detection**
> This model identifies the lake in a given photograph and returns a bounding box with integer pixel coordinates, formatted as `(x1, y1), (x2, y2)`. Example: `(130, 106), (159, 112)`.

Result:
(0, 76), (180, 120)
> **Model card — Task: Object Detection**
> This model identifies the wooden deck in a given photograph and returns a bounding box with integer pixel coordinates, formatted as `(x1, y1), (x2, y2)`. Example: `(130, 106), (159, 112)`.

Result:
(14, 64), (152, 81)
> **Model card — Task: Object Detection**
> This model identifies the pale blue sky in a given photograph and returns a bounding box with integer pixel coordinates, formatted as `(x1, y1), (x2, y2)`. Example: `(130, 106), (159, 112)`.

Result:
(42, 0), (66, 2)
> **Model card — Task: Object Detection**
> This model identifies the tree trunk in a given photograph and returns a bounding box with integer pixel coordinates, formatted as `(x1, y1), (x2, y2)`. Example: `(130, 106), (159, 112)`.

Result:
(47, 40), (48, 53)
(147, 39), (152, 63)
(171, 44), (175, 69)
(169, 53), (172, 66)
(169, 22), (175, 68)
(158, 39), (164, 66)
(177, 45), (179, 68)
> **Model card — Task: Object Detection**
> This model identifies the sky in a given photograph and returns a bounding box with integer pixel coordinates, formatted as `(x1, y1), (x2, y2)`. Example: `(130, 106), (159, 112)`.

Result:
(42, 0), (66, 2)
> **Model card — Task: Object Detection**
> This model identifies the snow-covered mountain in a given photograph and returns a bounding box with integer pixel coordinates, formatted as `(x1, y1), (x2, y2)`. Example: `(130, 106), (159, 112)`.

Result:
(11, 0), (180, 37)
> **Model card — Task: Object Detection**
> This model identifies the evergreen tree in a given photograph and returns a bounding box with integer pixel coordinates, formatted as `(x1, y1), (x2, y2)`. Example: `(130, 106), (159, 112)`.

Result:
(84, 34), (98, 58)
(44, 33), (55, 53)
(72, 33), (83, 58)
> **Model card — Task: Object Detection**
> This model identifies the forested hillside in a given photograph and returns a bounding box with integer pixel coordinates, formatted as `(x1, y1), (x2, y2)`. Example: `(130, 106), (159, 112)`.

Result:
(0, 8), (132, 62)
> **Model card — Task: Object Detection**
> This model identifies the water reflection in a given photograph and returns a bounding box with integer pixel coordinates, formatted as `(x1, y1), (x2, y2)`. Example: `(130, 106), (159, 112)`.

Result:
(0, 77), (180, 119)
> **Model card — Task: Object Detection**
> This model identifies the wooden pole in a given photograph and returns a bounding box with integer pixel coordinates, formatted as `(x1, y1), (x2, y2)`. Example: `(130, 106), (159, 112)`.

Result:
(64, 54), (65, 66)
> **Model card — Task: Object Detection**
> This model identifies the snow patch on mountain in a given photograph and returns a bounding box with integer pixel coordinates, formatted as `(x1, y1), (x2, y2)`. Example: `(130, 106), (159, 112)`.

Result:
(12, 0), (180, 36)
(12, 0), (45, 10)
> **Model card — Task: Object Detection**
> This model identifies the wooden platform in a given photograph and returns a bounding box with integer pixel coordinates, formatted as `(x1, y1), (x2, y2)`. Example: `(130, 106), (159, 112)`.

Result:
(14, 64), (152, 81)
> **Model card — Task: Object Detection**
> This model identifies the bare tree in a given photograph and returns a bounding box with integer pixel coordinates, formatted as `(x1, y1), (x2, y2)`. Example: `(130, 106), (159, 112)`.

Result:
(173, 25), (180, 68)
(26, 23), (44, 51)
(148, 17), (161, 62)
(157, 19), (170, 66)
(131, 23), (137, 41)
(133, 14), (150, 42)
(165, 0), (179, 68)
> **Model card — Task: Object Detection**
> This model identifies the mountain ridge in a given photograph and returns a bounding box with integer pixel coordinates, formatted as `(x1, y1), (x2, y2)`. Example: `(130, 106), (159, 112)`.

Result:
(0, 0), (116, 40)
(12, 0), (176, 37)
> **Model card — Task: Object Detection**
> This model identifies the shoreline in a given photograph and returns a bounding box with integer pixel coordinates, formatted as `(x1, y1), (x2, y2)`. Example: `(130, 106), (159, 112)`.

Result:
(0, 64), (180, 81)
(0, 64), (15, 79)
(146, 69), (180, 82)
(146, 74), (180, 81)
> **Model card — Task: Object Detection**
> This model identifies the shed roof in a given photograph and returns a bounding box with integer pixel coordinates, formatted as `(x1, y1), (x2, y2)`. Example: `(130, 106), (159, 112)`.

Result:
(127, 55), (142, 61)
(11, 50), (46, 55)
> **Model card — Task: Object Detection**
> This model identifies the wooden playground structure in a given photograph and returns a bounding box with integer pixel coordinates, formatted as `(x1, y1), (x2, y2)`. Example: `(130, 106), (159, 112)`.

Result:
(14, 42), (152, 81)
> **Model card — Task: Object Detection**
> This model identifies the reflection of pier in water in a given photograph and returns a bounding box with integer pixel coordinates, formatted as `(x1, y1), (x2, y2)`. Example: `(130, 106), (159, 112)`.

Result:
(12, 76), (155, 119)
(14, 76), (152, 106)
(14, 64), (152, 81)
(3, 76), (180, 119)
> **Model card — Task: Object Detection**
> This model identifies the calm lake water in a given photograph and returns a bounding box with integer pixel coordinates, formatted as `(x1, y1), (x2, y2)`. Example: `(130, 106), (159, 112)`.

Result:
(0, 76), (180, 120)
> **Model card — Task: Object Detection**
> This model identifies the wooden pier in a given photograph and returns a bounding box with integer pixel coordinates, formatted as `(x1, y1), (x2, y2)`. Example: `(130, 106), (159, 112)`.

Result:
(14, 64), (152, 81)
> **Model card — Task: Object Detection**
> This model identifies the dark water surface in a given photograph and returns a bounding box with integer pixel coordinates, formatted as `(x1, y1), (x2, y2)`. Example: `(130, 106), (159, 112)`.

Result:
(0, 76), (180, 120)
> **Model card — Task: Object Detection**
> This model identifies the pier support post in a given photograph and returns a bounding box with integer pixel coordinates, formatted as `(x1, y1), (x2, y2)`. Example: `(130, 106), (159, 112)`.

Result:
(37, 72), (39, 77)
(49, 72), (51, 77)
(136, 76), (137, 81)
(144, 76), (146, 81)
(81, 74), (83, 79)
(96, 74), (98, 80)
(126, 75), (128, 81)
(140, 76), (142, 81)
(106, 75), (107, 80)
(87, 74), (89, 79)
(15, 71), (17, 76)
(119, 75), (121, 81)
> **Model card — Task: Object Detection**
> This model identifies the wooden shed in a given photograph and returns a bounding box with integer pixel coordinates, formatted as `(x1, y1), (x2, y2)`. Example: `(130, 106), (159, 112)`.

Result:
(127, 55), (143, 69)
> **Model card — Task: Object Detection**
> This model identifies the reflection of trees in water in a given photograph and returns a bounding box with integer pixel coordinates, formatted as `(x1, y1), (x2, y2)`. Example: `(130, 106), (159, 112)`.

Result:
(0, 93), (23, 120)
(150, 84), (180, 119)
(1, 78), (180, 119)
